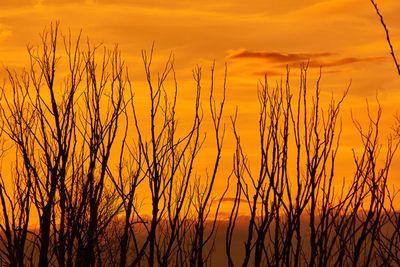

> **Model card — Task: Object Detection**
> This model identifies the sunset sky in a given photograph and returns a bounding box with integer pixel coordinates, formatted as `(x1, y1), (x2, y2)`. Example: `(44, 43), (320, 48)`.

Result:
(1, 0), (400, 197)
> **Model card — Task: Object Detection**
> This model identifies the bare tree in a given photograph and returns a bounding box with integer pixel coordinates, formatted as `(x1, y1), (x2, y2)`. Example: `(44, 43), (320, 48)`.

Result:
(224, 65), (400, 267)
(124, 47), (228, 267)
(187, 63), (228, 267)
(0, 23), (129, 266)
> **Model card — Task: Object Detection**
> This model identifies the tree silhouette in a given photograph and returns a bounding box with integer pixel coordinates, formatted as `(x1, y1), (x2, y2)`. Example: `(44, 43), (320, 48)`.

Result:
(0, 22), (400, 267)
(225, 66), (398, 266)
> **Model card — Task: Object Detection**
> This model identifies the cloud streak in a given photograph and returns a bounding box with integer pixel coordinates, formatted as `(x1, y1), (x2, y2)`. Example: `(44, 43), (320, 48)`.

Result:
(252, 70), (282, 76)
(305, 56), (385, 67)
(228, 50), (385, 68)
(228, 50), (334, 62)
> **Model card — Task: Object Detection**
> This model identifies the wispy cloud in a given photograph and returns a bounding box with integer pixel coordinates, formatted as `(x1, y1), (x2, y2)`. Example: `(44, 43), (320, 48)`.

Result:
(228, 50), (333, 62)
(228, 49), (385, 68)
(304, 56), (385, 67)
(252, 70), (282, 76)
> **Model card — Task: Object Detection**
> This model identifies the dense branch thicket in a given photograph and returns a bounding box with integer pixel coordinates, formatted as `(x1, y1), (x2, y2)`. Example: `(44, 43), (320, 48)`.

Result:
(0, 24), (399, 267)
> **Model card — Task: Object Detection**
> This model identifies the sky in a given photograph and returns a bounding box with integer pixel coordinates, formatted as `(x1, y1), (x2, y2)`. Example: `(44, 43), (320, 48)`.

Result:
(0, 0), (400, 205)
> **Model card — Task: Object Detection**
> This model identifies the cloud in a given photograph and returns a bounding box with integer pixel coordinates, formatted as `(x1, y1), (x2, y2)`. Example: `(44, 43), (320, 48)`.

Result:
(228, 49), (385, 68)
(228, 50), (334, 62)
(305, 56), (385, 68)
(252, 70), (282, 76)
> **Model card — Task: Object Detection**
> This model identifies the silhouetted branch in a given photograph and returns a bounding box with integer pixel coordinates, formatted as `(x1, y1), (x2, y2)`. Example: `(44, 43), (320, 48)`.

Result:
(370, 0), (400, 75)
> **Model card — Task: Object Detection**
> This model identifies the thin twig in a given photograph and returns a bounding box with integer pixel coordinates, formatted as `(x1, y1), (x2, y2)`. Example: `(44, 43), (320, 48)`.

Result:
(370, 0), (400, 75)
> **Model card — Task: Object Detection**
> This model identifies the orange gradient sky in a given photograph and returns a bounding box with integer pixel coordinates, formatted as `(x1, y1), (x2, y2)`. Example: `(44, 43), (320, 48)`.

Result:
(1, 0), (400, 205)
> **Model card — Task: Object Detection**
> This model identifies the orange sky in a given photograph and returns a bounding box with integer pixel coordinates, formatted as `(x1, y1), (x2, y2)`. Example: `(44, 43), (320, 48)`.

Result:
(1, 0), (400, 209)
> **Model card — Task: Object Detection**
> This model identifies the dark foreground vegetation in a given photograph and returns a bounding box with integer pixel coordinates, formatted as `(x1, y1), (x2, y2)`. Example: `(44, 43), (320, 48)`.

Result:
(0, 19), (400, 267)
